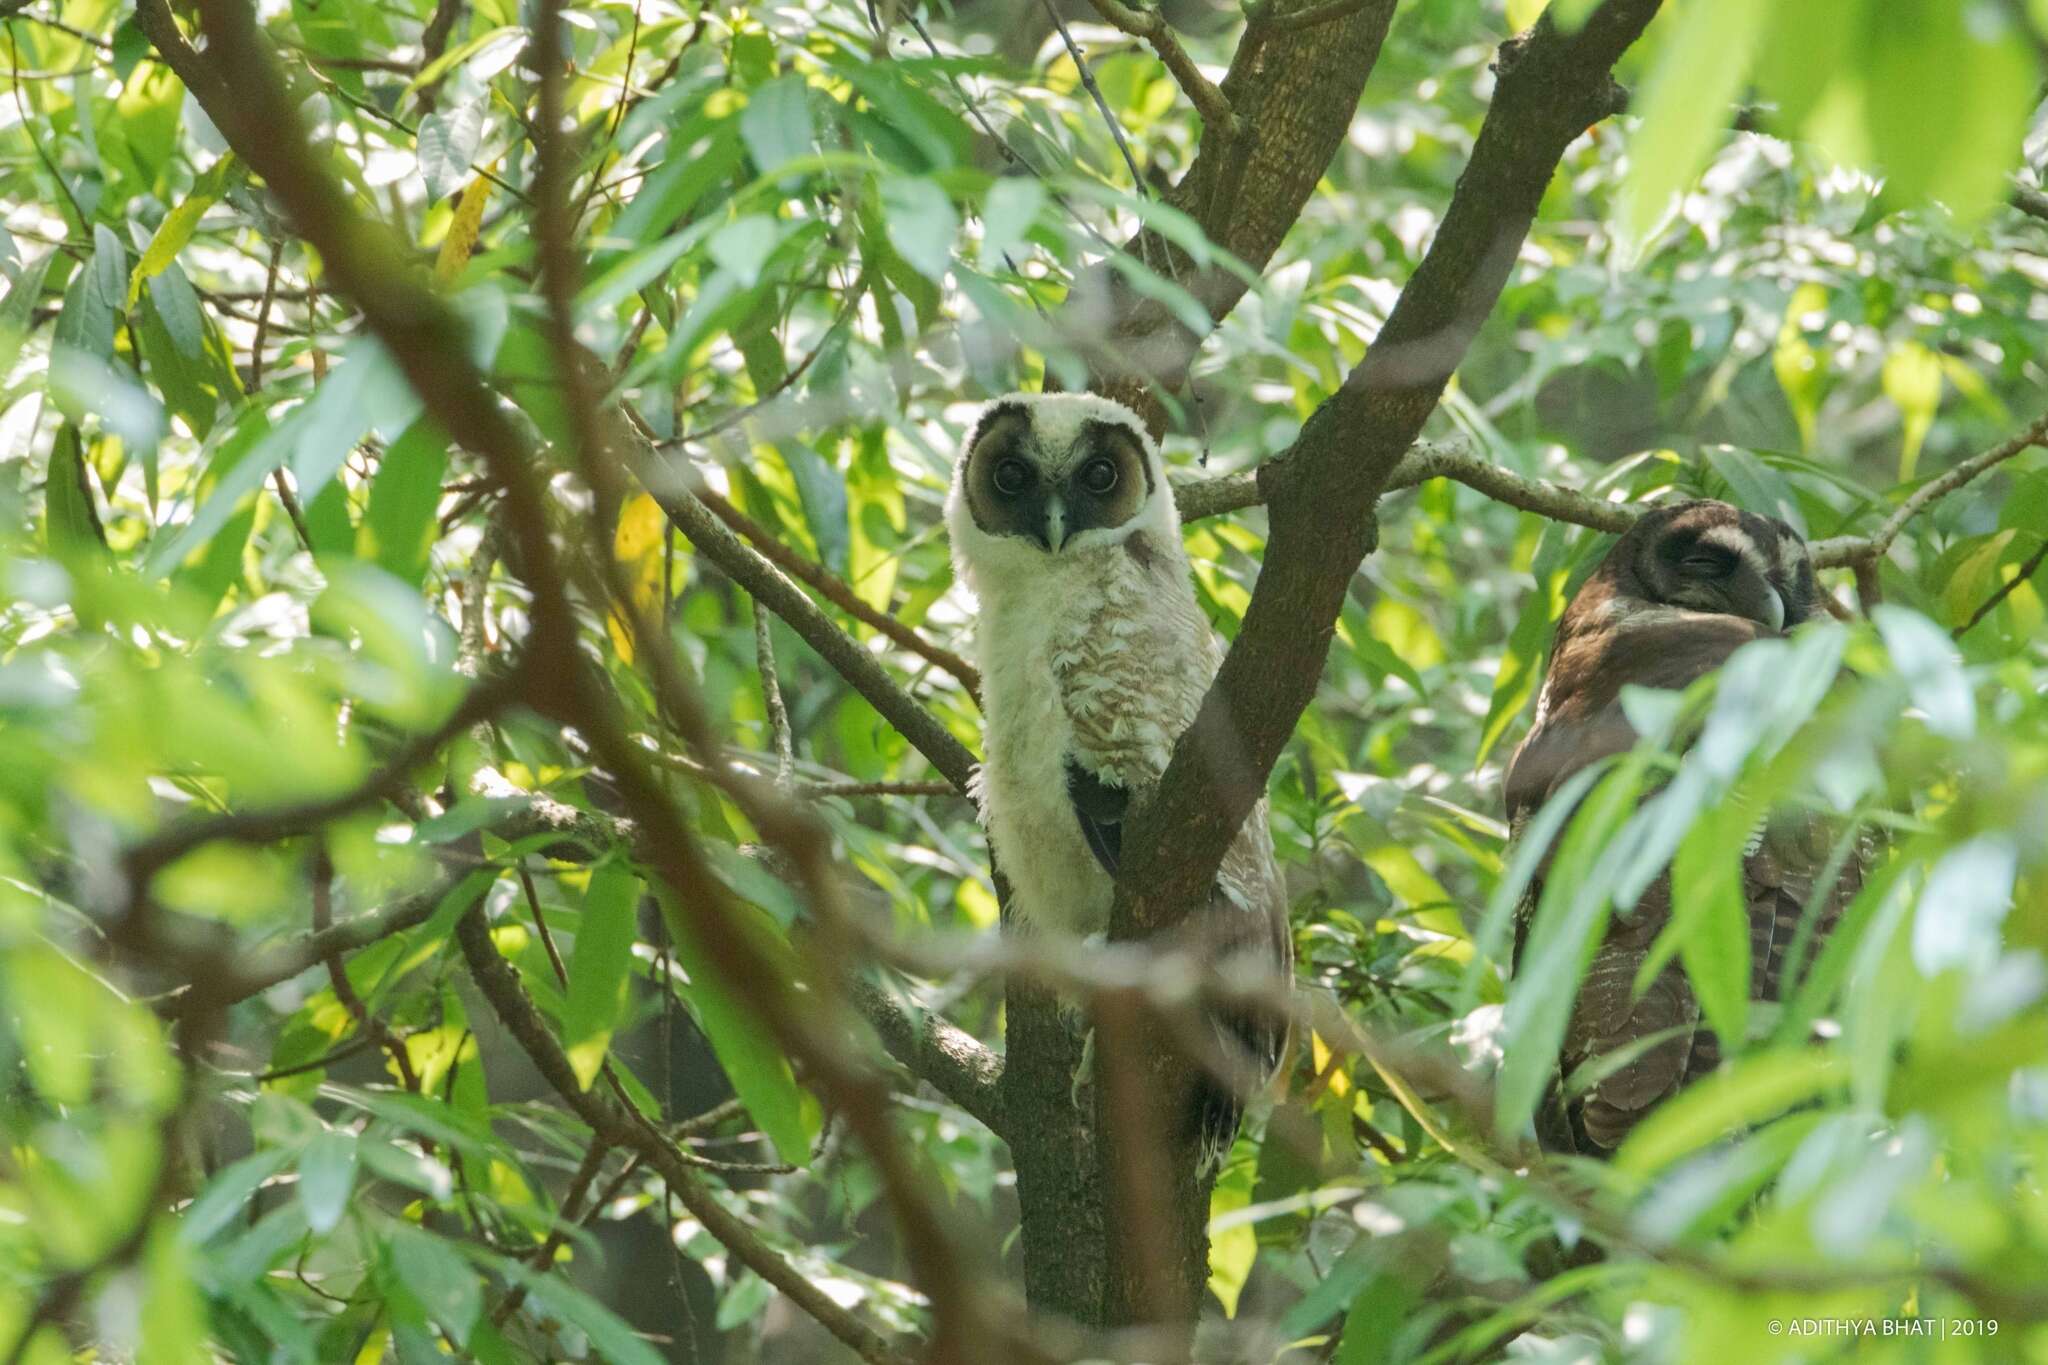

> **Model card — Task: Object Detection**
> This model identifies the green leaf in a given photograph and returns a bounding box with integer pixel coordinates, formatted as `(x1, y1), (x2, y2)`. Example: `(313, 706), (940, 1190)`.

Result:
(298, 1128), (360, 1234)
(495, 1262), (667, 1365)
(1617, 0), (1770, 254)
(139, 264), (240, 452)
(739, 75), (813, 176)
(152, 339), (416, 574)
(1873, 606), (1973, 740)
(138, 1220), (206, 1365)
(563, 862), (643, 1091)
(1479, 558), (1566, 765)
(417, 105), (483, 203)
(653, 886), (812, 1164)
(1496, 759), (1648, 1139)
(161, 407), (270, 603)
(1880, 341), (1942, 482)
(1277, 1233), (1381, 1338)
(1859, 0), (2035, 226)
(129, 154), (237, 306)
(44, 424), (106, 556)
(880, 176), (958, 284)
(386, 1222), (483, 1348)
(0, 249), (54, 379)
(360, 418), (450, 586)
(305, 475), (356, 556)
(1909, 835), (2016, 975)
(601, 119), (741, 256)
(978, 177), (1044, 270)
(1334, 1258), (1424, 1364)
(783, 440), (850, 575)
(1754, 0), (1857, 136)
(53, 224), (126, 363)
(180, 1148), (294, 1245)
(1616, 1050), (1846, 1176)
(1669, 798), (1753, 1046)
(286, 338), (423, 501)
(1703, 446), (1803, 535)
(1460, 759), (1615, 1010)
(707, 214), (784, 290)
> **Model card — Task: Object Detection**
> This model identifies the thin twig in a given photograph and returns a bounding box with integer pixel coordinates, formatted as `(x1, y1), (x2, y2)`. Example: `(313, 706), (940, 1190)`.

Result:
(694, 484), (981, 695)
(313, 849), (421, 1090)
(755, 599), (797, 792)
(1078, 0), (1238, 137)
(121, 670), (520, 896)
(454, 909), (912, 1365)
(1040, 0), (1150, 205)
(1816, 408), (2048, 568)
(1955, 534), (2048, 637)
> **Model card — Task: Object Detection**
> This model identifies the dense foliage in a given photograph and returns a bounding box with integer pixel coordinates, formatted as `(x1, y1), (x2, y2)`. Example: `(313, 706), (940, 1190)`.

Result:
(2, 0), (2047, 1360)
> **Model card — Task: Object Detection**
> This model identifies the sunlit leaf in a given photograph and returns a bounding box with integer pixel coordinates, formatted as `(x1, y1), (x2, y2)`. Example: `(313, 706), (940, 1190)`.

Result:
(562, 861), (643, 1090)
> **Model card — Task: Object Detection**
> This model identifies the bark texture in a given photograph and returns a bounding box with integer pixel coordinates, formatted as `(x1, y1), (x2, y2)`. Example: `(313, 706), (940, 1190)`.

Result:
(1090, 0), (1663, 1333)
(1071, 1), (1402, 431)
(1005, 1), (1401, 1328)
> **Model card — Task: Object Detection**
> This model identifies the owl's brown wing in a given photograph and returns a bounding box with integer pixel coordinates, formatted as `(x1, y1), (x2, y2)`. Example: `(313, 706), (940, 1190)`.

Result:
(1508, 613), (1821, 1154)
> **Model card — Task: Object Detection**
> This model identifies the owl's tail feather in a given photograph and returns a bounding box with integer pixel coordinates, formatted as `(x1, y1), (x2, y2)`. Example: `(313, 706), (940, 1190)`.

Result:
(1187, 997), (1290, 1175)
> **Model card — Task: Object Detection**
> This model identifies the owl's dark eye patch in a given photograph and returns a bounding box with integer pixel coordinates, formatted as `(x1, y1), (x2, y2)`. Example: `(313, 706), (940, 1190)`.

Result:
(1678, 545), (1739, 577)
(992, 458), (1033, 495)
(1078, 458), (1117, 494)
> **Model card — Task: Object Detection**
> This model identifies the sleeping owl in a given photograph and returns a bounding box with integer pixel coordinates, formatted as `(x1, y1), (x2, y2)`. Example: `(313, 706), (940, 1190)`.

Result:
(1505, 499), (1863, 1154)
(944, 392), (1291, 1165)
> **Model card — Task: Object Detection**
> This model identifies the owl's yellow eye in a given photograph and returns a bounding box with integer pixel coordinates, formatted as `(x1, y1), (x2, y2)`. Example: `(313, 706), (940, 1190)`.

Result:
(1079, 458), (1117, 494)
(993, 459), (1032, 495)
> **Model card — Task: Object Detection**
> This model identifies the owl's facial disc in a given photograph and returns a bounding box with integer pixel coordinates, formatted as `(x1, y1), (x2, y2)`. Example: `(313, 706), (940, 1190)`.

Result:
(1638, 503), (1811, 632)
(962, 407), (1153, 552)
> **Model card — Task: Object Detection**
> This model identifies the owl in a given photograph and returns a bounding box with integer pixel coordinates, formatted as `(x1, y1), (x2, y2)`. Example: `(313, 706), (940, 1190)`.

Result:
(1505, 499), (1860, 1155)
(945, 392), (1291, 1164)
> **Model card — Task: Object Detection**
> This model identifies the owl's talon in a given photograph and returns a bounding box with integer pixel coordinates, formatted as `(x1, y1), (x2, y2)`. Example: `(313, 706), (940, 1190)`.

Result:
(1069, 1027), (1096, 1111)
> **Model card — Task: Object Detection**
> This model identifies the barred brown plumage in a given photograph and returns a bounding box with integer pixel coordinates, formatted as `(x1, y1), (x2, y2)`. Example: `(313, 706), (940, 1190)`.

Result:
(1504, 499), (1866, 1155)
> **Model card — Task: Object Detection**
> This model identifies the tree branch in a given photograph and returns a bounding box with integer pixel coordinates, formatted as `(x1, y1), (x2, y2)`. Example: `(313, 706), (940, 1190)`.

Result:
(2015, 183), (2048, 223)
(1070, 0), (1400, 424)
(1956, 534), (2048, 637)
(1079, 0), (1238, 137)
(1811, 407), (2048, 568)
(120, 669), (519, 898)
(453, 907), (913, 1365)
(1113, 2), (1662, 938)
(649, 473), (980, 793)
(1171, 436), (1634, 532)
(696, 484), (981, 696)
(166, 774), (633, 1016)
(849, 975), (1008, 1137)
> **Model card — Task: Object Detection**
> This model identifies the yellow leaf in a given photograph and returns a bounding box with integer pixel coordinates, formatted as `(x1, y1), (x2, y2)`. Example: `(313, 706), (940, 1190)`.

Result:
(1206, 1165), (1257, 1318)
(1339, 811), (1465, 942)
(1882, 341), (1943, 482)
(614, 490), (667, 562)
(1773, 282), (1830, 451)
(1311, 1031), (1352, 1099)
(434, 174), (494, 284)
(957, 877), (1000, 930)
(607, 493), (676, 665)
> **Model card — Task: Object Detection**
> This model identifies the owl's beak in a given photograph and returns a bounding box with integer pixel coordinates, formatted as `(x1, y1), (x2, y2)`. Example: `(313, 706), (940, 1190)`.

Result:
(1764, 585), (1787, 632)
(1042, 493), (1068, 552)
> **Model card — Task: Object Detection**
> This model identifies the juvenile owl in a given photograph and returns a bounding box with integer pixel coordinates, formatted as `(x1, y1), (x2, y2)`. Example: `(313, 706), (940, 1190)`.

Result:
(945, 392), (1290, 1163)
(1505, 500), (1862, 1154)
